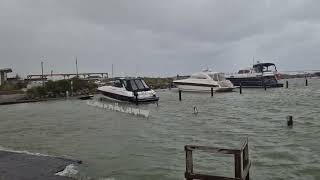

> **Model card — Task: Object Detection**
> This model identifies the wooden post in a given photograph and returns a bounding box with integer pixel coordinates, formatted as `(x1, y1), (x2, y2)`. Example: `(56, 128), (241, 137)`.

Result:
(305, 78), (308, 86)
(234, 151), (242, 179)
(185, 147), (193, 180)
(287, 115), (293, 127)
(211, 87), (213, 97)
(134, 91), (138, 105)
(179, 89), (182, 101)
(264, 83), (267, 91)
(240, 82), (242, 94)
(243, 140), (250, 180)
(286, 80), (288, 88)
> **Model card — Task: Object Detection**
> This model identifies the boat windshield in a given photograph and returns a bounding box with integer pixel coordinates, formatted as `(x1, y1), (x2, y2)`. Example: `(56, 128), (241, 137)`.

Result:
(125, 79), (150, 91)
(209, 73), (226, 81)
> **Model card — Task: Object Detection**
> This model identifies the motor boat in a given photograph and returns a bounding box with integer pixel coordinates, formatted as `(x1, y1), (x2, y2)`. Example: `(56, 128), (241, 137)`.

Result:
(226, 62), (283, 88)
(173, 69), (235, 92)
(97, 78), (159, 103)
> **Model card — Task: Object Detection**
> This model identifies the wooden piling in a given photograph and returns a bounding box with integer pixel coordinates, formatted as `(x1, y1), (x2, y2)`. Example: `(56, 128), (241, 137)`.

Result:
(134, 91), (138, 105)
(287, 115), (293, 127)
(240, 82), (242, 94)
(305, 78), (308, 86)
(211, 87), (213, 97)
(286, 81), (288, 88)
(179, 89), (182, 101)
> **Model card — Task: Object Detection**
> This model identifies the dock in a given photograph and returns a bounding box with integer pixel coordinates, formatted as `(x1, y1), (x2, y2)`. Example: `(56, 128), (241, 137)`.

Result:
(0, 150), (81, 180)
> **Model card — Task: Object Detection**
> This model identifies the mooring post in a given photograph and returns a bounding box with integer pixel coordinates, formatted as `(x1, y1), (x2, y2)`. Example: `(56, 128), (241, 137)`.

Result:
(286, 80), (289, 88)
(179, 89), (182, 101)
(211, 87), (213, 97)
(240, 82), (242, 94)
(134, 91), (138, 105)
(305, 77), (308, 86)
(287, 115), (293, 127)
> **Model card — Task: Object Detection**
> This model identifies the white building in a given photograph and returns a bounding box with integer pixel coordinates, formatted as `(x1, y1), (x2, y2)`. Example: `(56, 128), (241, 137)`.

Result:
(0, 68), (12, 86)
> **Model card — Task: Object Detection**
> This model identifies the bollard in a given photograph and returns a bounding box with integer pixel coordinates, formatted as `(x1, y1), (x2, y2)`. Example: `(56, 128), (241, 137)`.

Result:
(179, 89), (182, 101)
(305, 78), (308, 86)
(287, 115), (293, 127)
(286, 81), (288, 88)
(211, 87), (213, 97)
(134, 91), (138, 105)
(239, 82), (242, 94)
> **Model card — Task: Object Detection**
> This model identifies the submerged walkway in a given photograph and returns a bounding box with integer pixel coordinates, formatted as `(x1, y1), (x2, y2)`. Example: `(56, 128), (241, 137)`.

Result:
(0, 150), (81, 180)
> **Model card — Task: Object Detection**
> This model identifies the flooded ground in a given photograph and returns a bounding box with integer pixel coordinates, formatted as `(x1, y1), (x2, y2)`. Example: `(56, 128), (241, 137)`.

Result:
(0, 78), (319, 180)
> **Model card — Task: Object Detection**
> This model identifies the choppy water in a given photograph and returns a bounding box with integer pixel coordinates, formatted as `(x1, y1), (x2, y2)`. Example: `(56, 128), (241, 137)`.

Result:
(0, 78), (320, 180)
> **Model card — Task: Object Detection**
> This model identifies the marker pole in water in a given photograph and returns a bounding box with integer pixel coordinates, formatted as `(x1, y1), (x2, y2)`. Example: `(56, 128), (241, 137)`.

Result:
(211, 87), (213, 97)
(286, 81), (289, 88)
(287, 115), (293, 127)
(239, 82), (242, 94)
(134, 91), (138, 105)
(179, 89), (182, 101)
(305, 77), (308, 86)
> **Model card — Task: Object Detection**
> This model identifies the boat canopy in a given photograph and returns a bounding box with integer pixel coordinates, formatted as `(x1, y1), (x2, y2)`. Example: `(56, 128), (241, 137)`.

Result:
(190, 72), (226, 81)
(253, 63), (277, 73)
(113, 78), (150, 92)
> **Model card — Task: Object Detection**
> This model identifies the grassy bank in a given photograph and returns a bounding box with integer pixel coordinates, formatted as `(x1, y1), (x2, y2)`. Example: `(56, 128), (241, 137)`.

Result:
(27, 78), (98, 99)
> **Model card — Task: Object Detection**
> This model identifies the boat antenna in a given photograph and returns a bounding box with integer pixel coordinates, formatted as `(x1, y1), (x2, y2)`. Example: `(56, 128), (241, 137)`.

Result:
(75, 56), (79, 78)
(111, 64), (114, 78)
(252, 56), (255, 66)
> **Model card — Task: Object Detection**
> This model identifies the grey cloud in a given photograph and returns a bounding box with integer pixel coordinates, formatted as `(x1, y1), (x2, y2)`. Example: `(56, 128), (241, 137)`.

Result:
(0, 0), (320, 77)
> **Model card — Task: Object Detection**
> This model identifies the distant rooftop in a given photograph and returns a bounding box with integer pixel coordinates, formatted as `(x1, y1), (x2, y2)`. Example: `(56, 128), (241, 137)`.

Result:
(0, 68), (12, 73)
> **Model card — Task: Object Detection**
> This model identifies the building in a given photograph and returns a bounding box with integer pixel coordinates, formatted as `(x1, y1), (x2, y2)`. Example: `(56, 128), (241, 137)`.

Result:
(0, 68), (12, 86)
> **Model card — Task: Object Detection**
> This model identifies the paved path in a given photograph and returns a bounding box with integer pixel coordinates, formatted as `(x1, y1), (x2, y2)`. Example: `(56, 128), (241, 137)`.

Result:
(0, 150), (81, 180)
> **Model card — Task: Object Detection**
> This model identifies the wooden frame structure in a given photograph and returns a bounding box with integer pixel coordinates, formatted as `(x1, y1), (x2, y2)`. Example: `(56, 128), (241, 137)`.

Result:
(185, 138), (250, 180)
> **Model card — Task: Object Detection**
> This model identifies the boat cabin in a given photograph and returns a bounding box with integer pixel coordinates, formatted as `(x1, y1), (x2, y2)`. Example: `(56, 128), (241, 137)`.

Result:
(253, 63), (278, 73)
(190, 72), (227, 81)
(112, 78), (150, 92)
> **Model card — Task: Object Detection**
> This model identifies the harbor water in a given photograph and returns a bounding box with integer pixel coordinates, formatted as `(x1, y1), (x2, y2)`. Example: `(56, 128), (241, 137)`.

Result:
(0, 78), (319, 180)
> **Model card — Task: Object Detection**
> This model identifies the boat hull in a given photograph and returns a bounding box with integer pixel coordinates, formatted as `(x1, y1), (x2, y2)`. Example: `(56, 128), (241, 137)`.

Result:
(99, 90), (159, 103)
(175, 84), (234, 92)
(227, 77), (283, 88)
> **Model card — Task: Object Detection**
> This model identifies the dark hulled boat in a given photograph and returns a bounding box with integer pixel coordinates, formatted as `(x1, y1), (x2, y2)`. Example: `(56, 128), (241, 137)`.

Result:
(226, 62), (283, 88)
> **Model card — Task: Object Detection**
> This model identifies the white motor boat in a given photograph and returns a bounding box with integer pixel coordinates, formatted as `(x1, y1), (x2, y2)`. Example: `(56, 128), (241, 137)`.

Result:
(173, 70), (235, 92)
(97, 78), (159, 103)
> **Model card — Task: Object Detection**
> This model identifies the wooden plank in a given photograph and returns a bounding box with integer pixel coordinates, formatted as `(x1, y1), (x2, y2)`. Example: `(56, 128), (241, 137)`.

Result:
(185, 173), (241, 180)
(185, 145), (240, 155)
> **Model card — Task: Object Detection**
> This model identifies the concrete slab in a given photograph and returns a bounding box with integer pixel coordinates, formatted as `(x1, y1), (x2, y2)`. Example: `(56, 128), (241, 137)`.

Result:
(0, 150), (81, 180)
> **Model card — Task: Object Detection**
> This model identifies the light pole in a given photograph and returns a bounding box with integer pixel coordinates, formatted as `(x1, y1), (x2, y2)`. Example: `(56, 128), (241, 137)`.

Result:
(41, 61), (44, 87)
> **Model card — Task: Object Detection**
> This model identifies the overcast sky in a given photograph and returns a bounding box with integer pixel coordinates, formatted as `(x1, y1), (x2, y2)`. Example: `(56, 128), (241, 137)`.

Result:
(1, 0), (320, 77)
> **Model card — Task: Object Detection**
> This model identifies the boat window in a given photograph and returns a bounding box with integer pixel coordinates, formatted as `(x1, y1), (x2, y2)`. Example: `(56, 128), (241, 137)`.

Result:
(218, 73), (226, 81)
(191, 74), (207, 79)
(135, 79), (145, 90)
(113, 80), (123, 88)
(141, 80), (150, 89)
(238, 70), (250, 74)
(130, 80), (138, 91)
